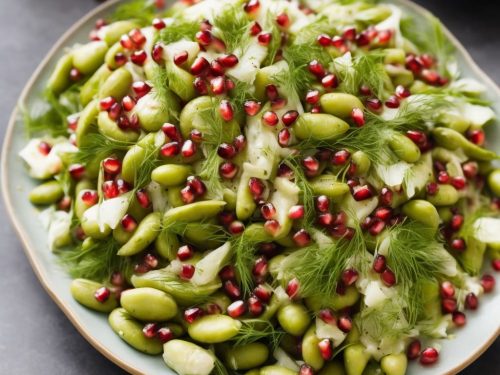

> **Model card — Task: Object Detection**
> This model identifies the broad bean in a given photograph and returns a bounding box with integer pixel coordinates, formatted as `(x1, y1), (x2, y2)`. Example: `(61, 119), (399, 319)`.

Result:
(426, 184), (459, 206)
(236, 174), (257, 220)
(436, 112), (470, 133)
(47, 53), (73, 94)
(99, 67), (133, 100)
(320, 93), (365, 119)
(224, 342), (269, 370)
(80, 65), (112, 106)
(388, 133), (421, 163)
(72, 41), (108, 75)
(163, 200), (226, 226)
(75, 189), (96, 220)
(385, 65), (414, 87)
(76, 99), (99, 147)
(151, 164), (192, 187)
(294, 113), (350, 141)
(432, 127), (498, 161)
(100, 21), (140, 45)
(318, 362), (346, 375)
(135, 93), (179, 132)
(344, 344), (371, 375)
(380, 353), (407, 375)
(29, 180), (63, 205)
(302, 326), (324, 370)
(488, 169), (500, 196)
(187, 314), (241, 343)
(166, 60), (196, 102)
(163, 340), (215, 375)
(402, 200), (440, 231)
(155, 230), (179, 260)
(117, 212), (161, 256)
(70, 279), (117, 313)
(113, 224), (134, 245)
(277, 303), (310, 336)
(384, 49), (406, 65)
(105, 42), (125, 70)
(351, 150), (371, 176)
(310, 175), (350, 199)
(98, 111), (140, 142)
(121, 287), (178, 321)
(305, 286), (360, 311)
(166, 186), (184, 208)
(260, 365), (297, 375)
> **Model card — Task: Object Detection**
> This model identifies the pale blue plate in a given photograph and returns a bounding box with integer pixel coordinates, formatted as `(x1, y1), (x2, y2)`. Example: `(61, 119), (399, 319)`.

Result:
(2, 1), (499, 374)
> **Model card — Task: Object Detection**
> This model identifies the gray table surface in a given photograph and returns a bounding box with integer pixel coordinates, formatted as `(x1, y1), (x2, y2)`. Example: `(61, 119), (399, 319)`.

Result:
(0, 0), (498, 374)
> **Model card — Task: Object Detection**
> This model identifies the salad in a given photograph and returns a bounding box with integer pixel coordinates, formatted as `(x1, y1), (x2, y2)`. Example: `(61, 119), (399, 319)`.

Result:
(20, 0), (500, 374)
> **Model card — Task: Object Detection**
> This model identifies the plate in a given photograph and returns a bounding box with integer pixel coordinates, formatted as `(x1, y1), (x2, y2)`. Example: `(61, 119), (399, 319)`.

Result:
(2, 1), (499, 374)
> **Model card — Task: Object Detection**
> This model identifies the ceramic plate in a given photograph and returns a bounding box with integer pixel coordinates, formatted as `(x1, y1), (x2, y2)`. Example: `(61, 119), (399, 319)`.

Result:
(2, 1), (499, 374)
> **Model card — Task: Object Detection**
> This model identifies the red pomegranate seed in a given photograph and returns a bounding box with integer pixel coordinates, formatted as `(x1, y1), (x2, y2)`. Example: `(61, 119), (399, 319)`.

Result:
(217, 266), (235, 283)
(81, 190), (98, 206)
(252, 257), (268, 278)
(264, 219), (280, 235)
(293, 229), (311, 247)
(195, 30), (212, 46)
(308, 60), (325, 77)
(342, 27), (356, 41)
(249, 177), (265, 199)
(190, 56), (209, 75)
(265, 84), (279, 100)
(338, 315), (352, 332)
(318, 339), (333, 360)
(180, 186), (195, 204)
(244, 100), (261, 116)
(94, 287), (111, 303)
(181, 140), (197, 158)
(152, 44), (164, 64)
(331, 36), (345, 48)
(419, 54), (434, 68)
(219, 100), (234, 121)
(395, 85), (411, 98)
(129, 28), (146, 46)
(406, 130), (427, 146)
(180, 264), (195, 280)
(262, 111), (279, 126)
(114, 53), (127, 67)
(319, 309), (336, 324)
(157, 327), (173, 343)
(437, 171), (450, 184)
(440, 281), (455, 298)
(227, 300), (246, 318)
(219, 162), (238, 179)
(217, 143), (236, 159)
(451, 237), (466, 252)
(352, 185), (373, 201)
(217, 54), (239, 68)
(161, 141), (180, 157)
(69, 164), (85, 180)
(233, 134), (246, 152)
(115, 179), (130, 195)
(69, 68), (83, 82)
(184, 307), (204, 323)
(406, 55), (422, 74)
(467, 129), (485, 146)
(276, 13), (290, 28)
(161, 123), (181, 142)
(132, 81), (151, 98)
(102, 157), (121, 175)
(102, 180), (118, 199)
(286, 278), (300, 298)
(131, 50), (147, 66)
(366, 97), (382, 112)
(254, 284), (271, 302)
(332, 149), (350, 165)
(465, 292), (478, 310)
(373, 254), (386, 273)
(136, 189), (150, 208)
(228, 221), (245, 235)
(173, 51), (189, 66)
(121, 214), (138, 232)
(426, 182), (439, 196)
(420, 348), (439, 365)
(258, 32), (272, 46)
(224, 280), (241, 300)
(451, 176), (466, 190)
(110, 272), (124, 287)
(407, 339), (421, 360)
(250, 21), (262, 36)
(210, 60), (225, 76)
(317, 34), (331, 47)
(356, 32), (370, 46)
(210, 76), (226, 95)
(442, 297), (457, 313)
(177, 245), (194, 261)
(260, 203), (276, 220)
(317, 213), (334, 227)
(369, 219), (385, 236)
(200, 19), (212, 32)
(449, 214), (463, 231)
(248, 295), (264, 316)
(452, 311), (467, 327)
(299, 364), (314, 375)
(302, 156), (319, 174)
(385, 95), (400, 108)
(120, 34), (134, 50)
(321, 74), (338, 88)
(481, 274), (495, 293)
(342, 269), (359, 286)
(279, 110), (298, 127)
(278, 128), (291, 147)
(334, 211), (348, 226)
(378, 29), (392, 44)
(381, 268), (396, 286)
(462, 161), (478, 179)
(152, 17), (166, 30)
(109, 103), (122, 121)
(421, 69), (440, 85)
(121, 96), (135, 112)
(144, 253), (158, 269)
(374, 207), (392, 222)
(305, 90), (320, 104)
(316, 195), (330, 213)
(288, 205), (304, 219)
(492, 259), (500, 271)
(244, 0), (260, 13)
(100, 96), (116, 111)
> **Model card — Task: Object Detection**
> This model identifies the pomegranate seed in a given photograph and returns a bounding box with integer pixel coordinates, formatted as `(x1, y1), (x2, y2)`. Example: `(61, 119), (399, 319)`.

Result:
(200, 19), (212, 32)
(452, 311), (467, 327)
(395, 85), (411, 98)
(129, 28), (146, 46)
(286, 278), (300, 298)
(217, 54), (238, 69)
(94, 287), (111, 303)
(381, 268), (396, 286)
(162, 123), (181, 142)
(116, 179), (130, 195)
(195, 30), (212, 46)
(217, 143), (236, 159)
(342, 269), (359, 286)
(332, 149), (351, 165)
(219, 100), (234, 121)
(442, 297), (457, 313)
(181, 140), (197, 158)
(316, 195), (330, 212)
(102, 157), (121, 175)
(180, 186), (195, 204)
(69, 164), (85, 180)
(152, 18), (166, 30)
(264, 219), (280, 235)
(227, 300), (246, 318)
(492, 259), (500, 271)
(308, 60), (325, 77)
(462, 161), (478, 179)
(303, 156), (319, 174)
(171, 51), (189, 67)
(136, 189), (150, 208)
(249, 177), (265, 199)
(190, 56), (209, 75)
(318, 339), (333, 360)
(132, 81), (151, 98)
(152, 44), (164, 64)
(319, 309), (336, 324)
(385, 95), (400, 108)
(407, 340), (421, 360)
(366, 97), (382, 112)
(100, 96), (116, 111)
(81, 190), (98, 206)
(248, 295), (264, 316)
(120, 34), (134, 49)
(449, 214), (463, 231)
(305, 90), (320, 104)
(121, 214), (138, 232)
(419, 54), (434, 68)
(180, 264), (195, 280)
(264, 84), (279, 101)
(244, 0), (260, 13)
(254, 284), (272, 302)
(134, 263), (149, 274)
(142, 253), (158, 269)
(161, 141), (180, 157)
(114, 53), (127, 67)
(219, 162), (238, 179)
(210, 76), (226, 95)
(70, 68), (83, 82)
(420, 348), (439, 365)
(288, 205), (304, 219)
(184, 307), (204, 323)
(451, 176), (466, 190)
(244, 100), (261, 116)
(95, 18), (106, 29)
(374, 207), (391, 221)
(299, 364), (314, 375)
(278, 128), (291, 147)
(356, 32), (370, 46)
(228, 221), (245, 235)
(224, 280), (242, 300)
(258, 33), (272, 46)
(331, 36), (345, 48)
(260, 203), (276, 220)
(440, 281), (455, 298)
(177, 245), (194, 261)
(352, 185), (373, 201)
(373, 254), (386, 273)
(262, 111), (279, 126)
(321, 73), (338, 88)
(369, 219), (385, 236)
(276, 13), (290, 28)
(426, 182), (439, 196)
(293, 229), (311, 247)
(233, 135), (246, 152)
(110, 272), (124, 287)
(421, 69), (440, 85)
(406, 130), (427, 146)
(121, 96), (135, 112)
(358, 85), (371, 96)
(437, 171), (450, 184)
(250, 22), (262, 36)
(338, 315), (352, 333)
(311, 105), (321, 113)
(451, 237), (466, 252)
(157, 327), (173, 343)
(481, 274), (495, 293)
(317, 213), (334, 227)
(378, 29), (392, 43)
(103, 180), (119, 199)
(405, 55), (422, 73)
(342, 27), (356, 41)
(467, 129), (485, 146)
(465, 292), (478, 310)
(108, 103), (122, 121)
(252, 257), (268, 278)
(131, 50), (147, 66)
(317, 34), (331, 46)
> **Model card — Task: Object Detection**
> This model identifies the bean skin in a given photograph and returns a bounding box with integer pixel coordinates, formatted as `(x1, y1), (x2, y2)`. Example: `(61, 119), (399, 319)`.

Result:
(163, 201), (226, 226)
(302, 325), (324, 370)
(100, 21), (140, 45)
(98, 111), (140, 143)
(320, 93), (365, 119)
(72, 41), (108, 75)
(70, 279), (117, 313)
(117, 212), (161, 256)
(344, 344), (371, 375)
(223, 342), (269, 370)
(151, 164), (193, 187)
(80, 65), (112, 106)
(277, 303), (311, 336)
(294, 113), (349, 141)
(47, 53), (73, 95)
(388, 133), (421, 163)
(187, 314), (242, 344)
(76, 99), (99, 147)
(402, 200), (440, 231)
(99, 67), (133, 100)
(380, 353), (408, 375)
(163, 340), (215, 375)
(487, 169), (500, 196)
(29, 180), (64, 205)
(120, 287), (178, 321)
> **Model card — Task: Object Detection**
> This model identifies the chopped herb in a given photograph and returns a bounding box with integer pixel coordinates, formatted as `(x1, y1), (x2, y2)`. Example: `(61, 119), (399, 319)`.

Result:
(232, 319), (285, 349)
(109, 0), (160, 25)
(73, 133), (132, 164)
(212, 2), (252, 53)
(158, 19), (199, 45)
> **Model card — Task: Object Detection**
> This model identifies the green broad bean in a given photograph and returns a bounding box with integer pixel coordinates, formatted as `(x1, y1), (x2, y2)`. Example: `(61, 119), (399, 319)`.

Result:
(294, 113), (350, 141)
(277, 303), (310, 336)
(432, 127), (498, 161)
(76, 99), (99, 147)
(254, 61), (288, 101)
(105, 42), (125, 70)
(135, 93), (179, 132)
(488, 169), (500, 196)
(268, 255), (285, 279)
(383, 49), (406, 65)
(245, 370), (260, 375)
(385, 65), (414, 87)
(224, 342), (269, 370)
(426, 184), (459, 206)
(70, 279), (117, 313)
(388, 133), (421, 163)
(117, 212), (161, 256)
(356, 6), (392, 23)
(121, 144), (147, 184)
(165, 60), (196, 102)
(80, 65), (112, 106)
(183, 224), (225, 249)
(351, 151), (371, 176)
(100, 21), (140, 45)
(131, 269), (221, 306)
(362, 362), (383, 375)
(344, 344), (371, 375)
(409, 80), (430, 94)
(75, 190), (95, 220)
(310, 175), (350, 199)
(478, 161), (494, 175)
(109, 308), (163, 354)
(163, 200), (226, 225)
(98, 111), (140, 142)
(163, 340), (215, 375)
(274, 234), (295, 248)
(259, 293), (283, 321)
(113, 224), (134, 245)
(187, 314), (241, 344)
(305, 286), (360, 311)
(320, 93), (365, 119)
(151, 164), (192, 187)
(223, 188), (237, 211)
(260, 365), (297, 375)
(29, 180), (63, 205)
(402, 200), (440, 231)
(437, 207), (453, 223)
(302, 326), (324, 370)
(128, 193), (151, 221)
(99, 67), (133, 100)
(166, 186), (184, 208)
(345, 325), (360, 344)
(236, 174), (257, 221)
(72, 41), (108, 75)
(120, 287), (178, 321)
(202, 292), (231, 314)
(380, 353), (407, 375)
(318, 362), (346, 375)
(421, 280), (440, 319)
(436, 112), (470, 133)
(458, 236), (486, 276)
(155, 230), (179, 260)
(47, 53), (73, 94)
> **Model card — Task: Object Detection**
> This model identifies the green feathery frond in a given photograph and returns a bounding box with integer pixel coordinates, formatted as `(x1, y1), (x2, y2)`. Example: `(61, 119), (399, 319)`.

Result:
(212, 2), (252, 53)
(109, 0), (160, 25)
(162, 220), (229, 244)
(149, 66), (181, 120)
(133, 141), (161, 191)
(73, 133), (132, 164)
(158, 19), (200, 45)
(233, 320), (285, 350)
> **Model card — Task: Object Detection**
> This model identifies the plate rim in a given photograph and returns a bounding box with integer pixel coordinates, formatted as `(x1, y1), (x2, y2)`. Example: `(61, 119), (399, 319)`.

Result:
(1, 1), (499, 374)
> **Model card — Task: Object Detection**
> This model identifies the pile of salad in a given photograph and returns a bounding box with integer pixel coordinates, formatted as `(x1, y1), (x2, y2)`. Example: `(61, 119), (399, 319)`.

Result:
(20, 0), (500, 374)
